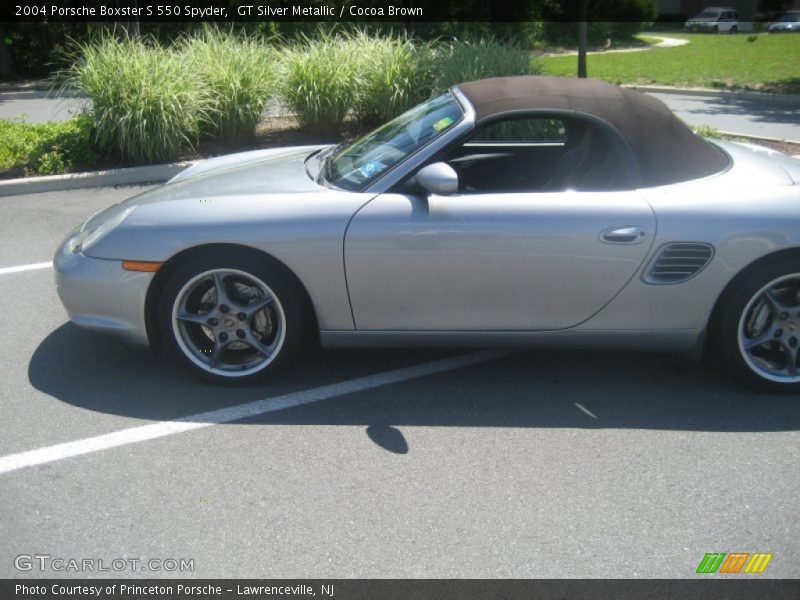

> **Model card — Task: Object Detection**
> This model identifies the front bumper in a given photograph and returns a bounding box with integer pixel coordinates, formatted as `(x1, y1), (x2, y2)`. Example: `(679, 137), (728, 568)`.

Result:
(54, 239), (154, 346)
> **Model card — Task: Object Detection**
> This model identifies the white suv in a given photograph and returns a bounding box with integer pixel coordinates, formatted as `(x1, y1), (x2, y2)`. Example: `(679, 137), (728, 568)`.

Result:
(685, 7), (740, 33)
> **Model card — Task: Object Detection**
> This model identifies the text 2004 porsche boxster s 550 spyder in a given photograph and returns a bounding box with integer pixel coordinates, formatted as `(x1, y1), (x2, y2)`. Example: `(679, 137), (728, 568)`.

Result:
(55, 76), (800, 391)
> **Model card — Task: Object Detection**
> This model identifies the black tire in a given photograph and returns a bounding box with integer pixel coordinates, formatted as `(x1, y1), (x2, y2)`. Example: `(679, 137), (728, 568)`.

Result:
(158, 249), (311, 385)
(729, 25), (738, 34)
(716, 257), (800, 393)
(713, 25), (719, 33)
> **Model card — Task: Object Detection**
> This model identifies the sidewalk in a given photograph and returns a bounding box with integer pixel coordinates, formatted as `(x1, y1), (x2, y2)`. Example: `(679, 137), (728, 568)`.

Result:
(0, 88), (85, 123)
(540, 35), (689, 57)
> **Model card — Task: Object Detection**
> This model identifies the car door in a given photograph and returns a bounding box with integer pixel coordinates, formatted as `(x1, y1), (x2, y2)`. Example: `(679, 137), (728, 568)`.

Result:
(344, 189), (656, 331)
(720, 11), (734, 32)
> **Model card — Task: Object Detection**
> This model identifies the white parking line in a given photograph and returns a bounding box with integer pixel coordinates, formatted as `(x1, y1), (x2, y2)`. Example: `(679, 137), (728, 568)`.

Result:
(574, 402), (598, 419)
(0, 349), (511, 475)
(0, 261), (52, 276)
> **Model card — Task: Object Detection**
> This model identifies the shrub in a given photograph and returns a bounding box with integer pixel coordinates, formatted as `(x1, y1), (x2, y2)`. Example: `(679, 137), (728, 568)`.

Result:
(693, 125), (723, 139)
(278, 30), (439, 130)
(65, 36), (211, 163)
(278, 32), (537, 132)
(605, 0), (658, 42)
(350, 31), (437, 127)
(278, 32), (361, 132)
(0, 115), (97, 176)
(59, 31), (544, 158)
(433, 38), (539, 91)
(179, 28), (279, 141)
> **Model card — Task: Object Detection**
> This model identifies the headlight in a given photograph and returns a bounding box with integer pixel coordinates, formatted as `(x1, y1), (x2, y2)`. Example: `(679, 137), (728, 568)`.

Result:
(68, 206), (136, 254)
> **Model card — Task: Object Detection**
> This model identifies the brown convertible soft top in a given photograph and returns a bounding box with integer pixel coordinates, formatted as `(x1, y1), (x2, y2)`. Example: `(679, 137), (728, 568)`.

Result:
(457, 76), (730, 187)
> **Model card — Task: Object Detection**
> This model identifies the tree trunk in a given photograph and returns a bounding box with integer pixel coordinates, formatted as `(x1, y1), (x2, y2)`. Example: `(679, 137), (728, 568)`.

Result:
(116, 1), (140, 38)
(577, 1), (588, 78)
(0, 24), (12, 79)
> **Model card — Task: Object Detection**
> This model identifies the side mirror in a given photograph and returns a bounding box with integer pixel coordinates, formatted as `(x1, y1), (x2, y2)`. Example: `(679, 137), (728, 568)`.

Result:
(412, 162), (459, 196)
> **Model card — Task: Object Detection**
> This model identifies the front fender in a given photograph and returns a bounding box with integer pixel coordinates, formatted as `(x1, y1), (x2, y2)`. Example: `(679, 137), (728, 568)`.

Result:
(84, 192), (374, 331)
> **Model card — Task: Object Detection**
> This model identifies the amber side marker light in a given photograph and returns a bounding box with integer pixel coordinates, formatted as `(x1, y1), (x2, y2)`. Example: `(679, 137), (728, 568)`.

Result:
(122, 260), (164, 272)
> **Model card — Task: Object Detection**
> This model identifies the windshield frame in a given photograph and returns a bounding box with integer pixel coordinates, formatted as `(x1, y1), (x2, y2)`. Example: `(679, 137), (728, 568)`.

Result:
(319, 90), (465, 193)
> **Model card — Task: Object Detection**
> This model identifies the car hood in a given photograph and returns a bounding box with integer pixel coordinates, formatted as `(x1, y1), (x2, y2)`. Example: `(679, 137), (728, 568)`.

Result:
(81, 145), (333, 232)
(154, 145), (330, 200)
(77, 144), (378, 263)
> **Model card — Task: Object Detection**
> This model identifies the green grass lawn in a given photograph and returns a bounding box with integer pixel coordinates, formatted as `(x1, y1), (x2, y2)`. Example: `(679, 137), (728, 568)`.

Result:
(539, 33), (800, 93)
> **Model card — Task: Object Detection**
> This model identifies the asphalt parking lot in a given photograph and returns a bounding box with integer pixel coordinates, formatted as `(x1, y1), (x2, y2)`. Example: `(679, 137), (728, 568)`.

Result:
(0, 186), (798, 579)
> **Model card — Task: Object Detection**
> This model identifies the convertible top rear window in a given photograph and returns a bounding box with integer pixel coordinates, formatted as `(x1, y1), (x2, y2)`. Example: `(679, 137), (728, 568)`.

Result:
(458, 77), (731, 186)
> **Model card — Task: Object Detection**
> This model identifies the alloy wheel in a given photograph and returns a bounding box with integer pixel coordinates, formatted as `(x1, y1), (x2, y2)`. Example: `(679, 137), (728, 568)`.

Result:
(171, 268), (286, 378)
(737, 273), (800, 383)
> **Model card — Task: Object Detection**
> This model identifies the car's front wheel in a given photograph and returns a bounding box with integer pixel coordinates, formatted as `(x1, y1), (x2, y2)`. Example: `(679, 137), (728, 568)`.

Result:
(158, 251), (310, 384)
(718, 259), (800, 393)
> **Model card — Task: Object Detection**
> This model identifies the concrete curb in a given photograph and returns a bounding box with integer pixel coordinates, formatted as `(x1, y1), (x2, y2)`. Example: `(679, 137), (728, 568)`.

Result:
(0, 161), (194, 197)
(717, 130), (800, 145)
(625, 84), (800, 105)
(0, 81), (53, 92)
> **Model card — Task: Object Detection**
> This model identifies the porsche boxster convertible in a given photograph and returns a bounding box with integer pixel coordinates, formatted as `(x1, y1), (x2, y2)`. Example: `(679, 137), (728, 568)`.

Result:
(55, 76), (800, 391)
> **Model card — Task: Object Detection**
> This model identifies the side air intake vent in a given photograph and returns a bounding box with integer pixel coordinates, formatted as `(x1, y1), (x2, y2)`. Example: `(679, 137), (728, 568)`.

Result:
(644, 243), (714, 284)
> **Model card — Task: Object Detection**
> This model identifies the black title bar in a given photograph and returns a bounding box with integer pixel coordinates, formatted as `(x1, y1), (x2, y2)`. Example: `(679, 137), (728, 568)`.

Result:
(4, 579), (800, 600)
(5, 1), (658, 23)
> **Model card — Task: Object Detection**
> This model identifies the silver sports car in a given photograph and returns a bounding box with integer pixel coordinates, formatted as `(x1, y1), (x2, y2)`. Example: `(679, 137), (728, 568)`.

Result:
(55, 76), (800, 391)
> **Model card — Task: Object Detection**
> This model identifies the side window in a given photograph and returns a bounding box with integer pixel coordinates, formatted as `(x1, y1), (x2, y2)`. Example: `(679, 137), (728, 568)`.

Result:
(444, 116), (624, 193)
(471, 118), (566, 144)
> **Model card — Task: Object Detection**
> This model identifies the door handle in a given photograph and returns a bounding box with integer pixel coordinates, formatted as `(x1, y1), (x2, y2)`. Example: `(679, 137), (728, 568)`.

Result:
(600, 226), (647, 244)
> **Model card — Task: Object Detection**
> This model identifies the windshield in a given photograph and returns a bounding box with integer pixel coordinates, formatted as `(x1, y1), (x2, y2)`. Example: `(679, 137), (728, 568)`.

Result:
(696, 10), (720, 18)
(778, 13), (800, 21)
(323, 92), (463, 191)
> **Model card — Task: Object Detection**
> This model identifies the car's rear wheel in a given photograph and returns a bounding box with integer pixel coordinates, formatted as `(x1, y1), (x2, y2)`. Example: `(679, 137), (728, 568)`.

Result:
(729, 25), (738, 34)
(158, 251), (309, 384)
(718, 259), (800, 393)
